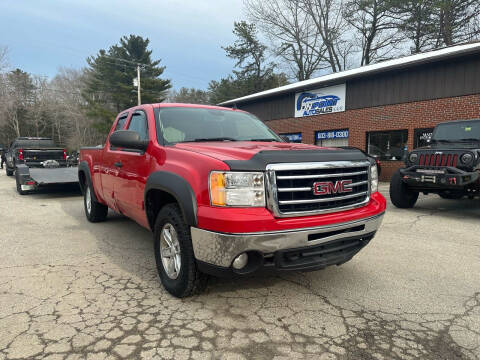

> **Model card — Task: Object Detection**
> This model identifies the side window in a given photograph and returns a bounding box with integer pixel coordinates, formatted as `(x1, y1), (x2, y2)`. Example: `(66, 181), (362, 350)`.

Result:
(115, 115), (128, 131)
(128, 112), (149, 141)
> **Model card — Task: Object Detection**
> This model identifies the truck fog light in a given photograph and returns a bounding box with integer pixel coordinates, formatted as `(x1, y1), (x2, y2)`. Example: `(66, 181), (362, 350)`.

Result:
(232, 253), (248, 269)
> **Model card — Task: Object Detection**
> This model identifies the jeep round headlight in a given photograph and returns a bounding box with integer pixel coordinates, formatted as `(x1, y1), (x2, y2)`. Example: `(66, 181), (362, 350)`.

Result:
(209, 171), (265, 207)
(461, 153), (473, 164)
(409, 153), (418, 163)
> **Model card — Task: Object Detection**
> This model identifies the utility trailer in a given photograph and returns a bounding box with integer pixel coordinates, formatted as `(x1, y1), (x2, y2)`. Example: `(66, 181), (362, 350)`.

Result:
(15, 164), (79, 195)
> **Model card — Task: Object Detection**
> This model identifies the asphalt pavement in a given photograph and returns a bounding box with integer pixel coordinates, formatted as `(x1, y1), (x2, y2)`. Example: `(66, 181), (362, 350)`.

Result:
(0, 171), (479, 360)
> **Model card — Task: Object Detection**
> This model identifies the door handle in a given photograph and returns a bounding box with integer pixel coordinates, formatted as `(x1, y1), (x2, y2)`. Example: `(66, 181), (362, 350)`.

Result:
(114, 162), (123, 168)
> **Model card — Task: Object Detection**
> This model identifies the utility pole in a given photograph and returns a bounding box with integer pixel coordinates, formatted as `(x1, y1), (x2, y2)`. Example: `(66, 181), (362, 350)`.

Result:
(137, 65), (141, 105)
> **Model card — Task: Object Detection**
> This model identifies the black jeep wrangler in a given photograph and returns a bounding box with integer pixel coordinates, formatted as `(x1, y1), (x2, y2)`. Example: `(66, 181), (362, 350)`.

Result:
(390, 119), (480, 208)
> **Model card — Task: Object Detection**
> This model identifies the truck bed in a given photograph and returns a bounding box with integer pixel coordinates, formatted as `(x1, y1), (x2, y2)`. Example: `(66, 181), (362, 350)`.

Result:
(29, 167), (79, 185)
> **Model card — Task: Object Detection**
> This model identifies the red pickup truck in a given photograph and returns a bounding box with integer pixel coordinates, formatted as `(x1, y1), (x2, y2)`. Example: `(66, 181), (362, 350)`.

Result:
(79, 104), (386, 297)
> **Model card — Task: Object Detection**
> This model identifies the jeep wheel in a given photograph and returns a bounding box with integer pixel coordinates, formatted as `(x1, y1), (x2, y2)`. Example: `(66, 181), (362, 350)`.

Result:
(154, 203), (207, 298)
(439, 191), (464, 200)
(6, 167), (13, 176)
(390, 169), (419, 208)
(84, 183), (108, 222)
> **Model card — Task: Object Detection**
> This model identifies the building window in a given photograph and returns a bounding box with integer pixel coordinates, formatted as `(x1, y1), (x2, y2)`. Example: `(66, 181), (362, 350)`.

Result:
(414, 128), (434, 148)
(367, 130), (408, 161)
(280, 132), (302, 143)
(315, 129), (349, 147)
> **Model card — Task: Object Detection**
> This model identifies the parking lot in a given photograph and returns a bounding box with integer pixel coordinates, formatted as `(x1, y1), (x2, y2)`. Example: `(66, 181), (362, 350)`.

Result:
(0, 172), (479, 360)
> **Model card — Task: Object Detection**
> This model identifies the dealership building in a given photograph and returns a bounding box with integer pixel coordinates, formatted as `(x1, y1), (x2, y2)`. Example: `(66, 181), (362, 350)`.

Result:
(220, 42), (480, 180)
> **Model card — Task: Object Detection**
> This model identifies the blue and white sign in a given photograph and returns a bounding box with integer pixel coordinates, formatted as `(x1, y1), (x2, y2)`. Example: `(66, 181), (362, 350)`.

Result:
(281, 132), (302, 143)
(295, 84), (346, 118)
(316, 129), (349, 140)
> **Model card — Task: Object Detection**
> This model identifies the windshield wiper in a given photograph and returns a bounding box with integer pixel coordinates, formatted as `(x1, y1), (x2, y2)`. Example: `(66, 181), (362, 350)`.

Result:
(248, 138), (279, 142)
(456, 138), (480, 143)
(431, 139), (453, 143)
(189, 137), (238, 142)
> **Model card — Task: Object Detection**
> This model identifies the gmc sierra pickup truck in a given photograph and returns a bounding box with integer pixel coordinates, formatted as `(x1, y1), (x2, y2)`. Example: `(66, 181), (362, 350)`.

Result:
(79, 104), (386, 297)
(390, 119), (480, 208)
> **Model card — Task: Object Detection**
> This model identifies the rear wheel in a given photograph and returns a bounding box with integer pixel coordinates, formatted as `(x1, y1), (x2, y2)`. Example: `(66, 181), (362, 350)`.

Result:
(390, 169), (419, 208)
(6, 167), (13, 176)
(154, 203), (208, 298)
(84, 182), (108, 222)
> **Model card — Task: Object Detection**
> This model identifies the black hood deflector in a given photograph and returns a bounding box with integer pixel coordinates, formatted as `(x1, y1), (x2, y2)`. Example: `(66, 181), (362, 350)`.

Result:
(224, 149), (370, 171)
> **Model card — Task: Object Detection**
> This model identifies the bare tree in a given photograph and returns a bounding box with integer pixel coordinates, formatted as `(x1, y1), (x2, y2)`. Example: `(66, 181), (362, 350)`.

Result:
(301, 0), (350, 72)
(0, 46), (9, 73)
(244, 0), (327, 80)
(51, 67), (103, 148)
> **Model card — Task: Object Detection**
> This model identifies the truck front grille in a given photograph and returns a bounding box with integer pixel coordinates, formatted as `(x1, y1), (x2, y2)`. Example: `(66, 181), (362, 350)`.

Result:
(266, 161), (371, 217)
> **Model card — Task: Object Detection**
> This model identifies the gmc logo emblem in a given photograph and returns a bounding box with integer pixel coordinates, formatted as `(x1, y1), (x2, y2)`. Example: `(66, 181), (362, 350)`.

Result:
(313, 180), (353, 195)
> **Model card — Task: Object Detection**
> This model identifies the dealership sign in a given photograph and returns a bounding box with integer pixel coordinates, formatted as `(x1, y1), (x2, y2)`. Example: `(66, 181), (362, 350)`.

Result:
(295, 84), (346, 118)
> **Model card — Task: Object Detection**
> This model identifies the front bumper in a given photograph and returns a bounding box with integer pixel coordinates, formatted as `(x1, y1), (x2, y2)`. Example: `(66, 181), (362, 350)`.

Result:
(191, 213), (384, 274)
(400, 166), (479, 189)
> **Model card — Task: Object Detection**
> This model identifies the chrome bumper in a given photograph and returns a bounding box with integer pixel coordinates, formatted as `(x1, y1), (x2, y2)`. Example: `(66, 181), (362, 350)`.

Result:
(191, 213), (384, 268)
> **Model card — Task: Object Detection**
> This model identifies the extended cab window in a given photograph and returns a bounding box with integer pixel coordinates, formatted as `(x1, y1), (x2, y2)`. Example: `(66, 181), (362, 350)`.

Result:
(128, 112), (149, 141)
(114, 114), (128, 131)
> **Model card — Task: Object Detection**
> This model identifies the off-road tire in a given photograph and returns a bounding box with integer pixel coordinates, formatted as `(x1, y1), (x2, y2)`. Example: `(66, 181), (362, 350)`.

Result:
(390, 169), (419, 208)
(15, 172), (28, 195)
(439, 191), (464, 200)
(84, 182), (108, 222)
(6, 167), (13, 176)
(154, 203), (208, 298)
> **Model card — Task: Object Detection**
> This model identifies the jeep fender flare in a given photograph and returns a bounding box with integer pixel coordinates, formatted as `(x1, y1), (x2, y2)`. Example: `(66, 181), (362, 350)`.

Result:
(144, 171), (198, 228)
(78, 161), (99, 202)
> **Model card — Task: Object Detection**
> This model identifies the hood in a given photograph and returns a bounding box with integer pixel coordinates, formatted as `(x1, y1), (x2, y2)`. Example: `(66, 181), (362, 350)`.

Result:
(173, 141), (324, 161)
(173, 141), (369, 171)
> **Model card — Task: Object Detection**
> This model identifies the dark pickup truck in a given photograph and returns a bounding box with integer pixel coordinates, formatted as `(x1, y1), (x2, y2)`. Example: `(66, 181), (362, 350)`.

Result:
(5, 137), (66, 175)
(390, 119), (480, 207)
(5, 137), (78, 195)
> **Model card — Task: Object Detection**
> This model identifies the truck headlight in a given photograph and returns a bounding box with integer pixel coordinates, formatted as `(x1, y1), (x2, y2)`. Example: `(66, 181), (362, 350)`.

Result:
(370, 164), (378, 193)
(209, 171), (265, 207)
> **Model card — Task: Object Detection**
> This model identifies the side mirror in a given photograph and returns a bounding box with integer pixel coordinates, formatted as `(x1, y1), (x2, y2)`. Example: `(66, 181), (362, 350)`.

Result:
(110, 130), (148, 150)
(280, 135), (290, 143)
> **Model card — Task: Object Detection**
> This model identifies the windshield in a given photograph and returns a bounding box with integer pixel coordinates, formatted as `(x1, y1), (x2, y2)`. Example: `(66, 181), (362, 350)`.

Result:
(157, 107), (282, 144)
(432, 120), (480, 142)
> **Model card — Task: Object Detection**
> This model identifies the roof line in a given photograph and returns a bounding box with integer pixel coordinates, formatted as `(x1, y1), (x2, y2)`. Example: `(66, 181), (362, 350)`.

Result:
(219, 42), (480, 106)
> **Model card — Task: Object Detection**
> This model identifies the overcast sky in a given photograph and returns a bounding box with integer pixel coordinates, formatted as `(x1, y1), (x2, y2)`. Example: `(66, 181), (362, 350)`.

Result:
(0, 0), (244, 89)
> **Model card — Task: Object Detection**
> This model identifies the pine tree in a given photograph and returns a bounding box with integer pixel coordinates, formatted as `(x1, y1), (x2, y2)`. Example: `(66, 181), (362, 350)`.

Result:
(83, 35), (171, 134)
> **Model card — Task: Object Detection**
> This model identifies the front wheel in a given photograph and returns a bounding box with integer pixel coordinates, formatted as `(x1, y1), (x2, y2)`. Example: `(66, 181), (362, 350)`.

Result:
(6, 167), (13, 176)
(84, 182), (108, 222)
(154, 203), (208, 298)
(389, 169), (419, 208)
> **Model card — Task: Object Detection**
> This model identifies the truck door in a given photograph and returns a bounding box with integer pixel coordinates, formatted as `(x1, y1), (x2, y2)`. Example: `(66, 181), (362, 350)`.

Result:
(115, 109), (151, 227)
(100, 113), (129, 210)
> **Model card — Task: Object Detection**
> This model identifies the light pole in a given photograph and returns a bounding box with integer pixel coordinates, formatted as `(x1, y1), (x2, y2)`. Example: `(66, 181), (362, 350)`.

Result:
(137, 65), (141, 106)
